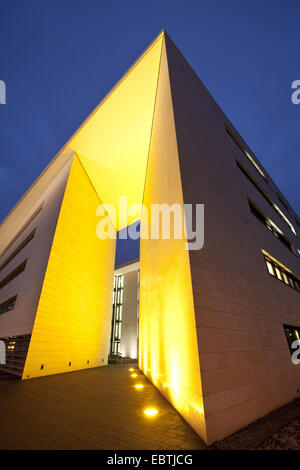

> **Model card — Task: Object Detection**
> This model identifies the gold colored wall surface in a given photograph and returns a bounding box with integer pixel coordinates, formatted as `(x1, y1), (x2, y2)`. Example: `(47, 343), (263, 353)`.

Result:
(22, 155), (116, 379)
(139, 39), (207, 442)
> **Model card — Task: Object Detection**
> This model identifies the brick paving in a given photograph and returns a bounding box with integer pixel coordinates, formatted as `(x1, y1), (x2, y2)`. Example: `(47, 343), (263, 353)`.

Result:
(0, 364), (206, 450)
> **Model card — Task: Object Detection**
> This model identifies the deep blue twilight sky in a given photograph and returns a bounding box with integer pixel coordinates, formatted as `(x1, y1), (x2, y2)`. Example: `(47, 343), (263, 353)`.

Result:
(0, 0), (299, 264)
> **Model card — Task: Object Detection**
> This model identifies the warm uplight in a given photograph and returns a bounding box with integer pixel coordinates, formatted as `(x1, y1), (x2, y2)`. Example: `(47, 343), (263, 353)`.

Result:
(135, 384), (144, 389)
(131, 373), (138, 377)
(129, 368), (134, 371)
(144, 408), (158, 416)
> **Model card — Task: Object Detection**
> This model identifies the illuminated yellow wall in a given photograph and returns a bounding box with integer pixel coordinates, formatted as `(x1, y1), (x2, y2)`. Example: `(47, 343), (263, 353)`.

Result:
(139, 39), (207, 442)
(22, 155), (116, 379)
(66, 34), (163, 230)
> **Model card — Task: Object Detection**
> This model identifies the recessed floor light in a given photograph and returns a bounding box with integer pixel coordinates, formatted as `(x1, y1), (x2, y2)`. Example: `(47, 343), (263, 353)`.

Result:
(129, 368), (134, 371)
(131, 373), (138, 377)
(144, 408), (158, 416)
(135, 384), (144, 389)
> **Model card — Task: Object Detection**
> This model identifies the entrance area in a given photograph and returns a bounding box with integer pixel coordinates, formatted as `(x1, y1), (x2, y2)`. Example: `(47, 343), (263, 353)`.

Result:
(109, 260), (139, 363)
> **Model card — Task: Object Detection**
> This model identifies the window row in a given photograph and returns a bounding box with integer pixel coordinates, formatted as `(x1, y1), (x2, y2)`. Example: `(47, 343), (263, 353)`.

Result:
(0, 229), (35, 273)
(226, 126), (267, 181)
(0, 295), (17, 315)
(0, 203), (42, 259)
(236, 160), (296, 236)
(0, 260), (27, 291)
(264, 254), (300, 292)
(249, 201), (293, 253)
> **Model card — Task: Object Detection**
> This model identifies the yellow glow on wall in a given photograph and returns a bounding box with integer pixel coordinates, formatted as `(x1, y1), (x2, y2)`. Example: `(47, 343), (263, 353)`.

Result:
(66, 34), (164, 230)
(22, 155), (116, 379)
(139, 38), (208, 443)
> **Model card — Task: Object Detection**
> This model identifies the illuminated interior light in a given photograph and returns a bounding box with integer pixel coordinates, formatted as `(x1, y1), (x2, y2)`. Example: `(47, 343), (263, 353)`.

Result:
(144, 408), (158, 416)
(135, 384), (144, 389)
(131, 373), (138, 377)
(129, 368), (134, 371)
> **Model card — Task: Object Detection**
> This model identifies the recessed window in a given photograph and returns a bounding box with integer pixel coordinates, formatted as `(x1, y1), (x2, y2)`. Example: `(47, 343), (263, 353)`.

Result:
(283, 325), (300, 355)
(0, 204), (43, 259)
(226, 126), (267, 180)
(277, 193), (290, 213)
(0, 230), (36, 272)
(0, 295), (17, 315)
(263, 252), (300, 293)
(236, 160), (296, 235)
(249, 201), (293, 253)
(0, 260), (27, 291)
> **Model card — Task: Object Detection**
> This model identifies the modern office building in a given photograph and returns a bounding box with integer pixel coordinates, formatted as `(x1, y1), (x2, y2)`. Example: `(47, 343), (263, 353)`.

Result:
(0, 31), (299, 445)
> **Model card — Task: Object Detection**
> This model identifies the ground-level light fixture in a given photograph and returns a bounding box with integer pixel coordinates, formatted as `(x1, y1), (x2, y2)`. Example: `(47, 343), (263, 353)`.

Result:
(144, 408), (158, 416)
(135, 384), (144, 389)
(131, 373), (138, 377)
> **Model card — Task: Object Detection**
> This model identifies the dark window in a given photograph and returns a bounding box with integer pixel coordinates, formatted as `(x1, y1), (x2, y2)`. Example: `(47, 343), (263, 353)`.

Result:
(0, 260), (27, 290)
(283, 325), (300, 355)
(277, 193), (290, 213)
(249, 201), (293, 253)
(226, 126), (267, 181)
(0, 295), (17, 315)
(264, 254), (300, 293)
(0, 229), (35, 272)
(236, 160), (296, 235)
(0, 204), (42, 258)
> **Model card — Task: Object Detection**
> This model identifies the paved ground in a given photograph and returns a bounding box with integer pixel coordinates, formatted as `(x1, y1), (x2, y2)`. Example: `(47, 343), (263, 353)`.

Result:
(0, 364), (206, 450)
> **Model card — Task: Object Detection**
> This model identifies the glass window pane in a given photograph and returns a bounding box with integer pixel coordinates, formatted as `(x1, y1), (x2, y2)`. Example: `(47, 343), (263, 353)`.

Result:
(275, 267), (282, 280)
(266, 261), (274, 276)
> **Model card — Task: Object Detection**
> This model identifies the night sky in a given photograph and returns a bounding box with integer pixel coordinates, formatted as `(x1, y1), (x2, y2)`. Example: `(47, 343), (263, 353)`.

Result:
(1, 1), (299, 265)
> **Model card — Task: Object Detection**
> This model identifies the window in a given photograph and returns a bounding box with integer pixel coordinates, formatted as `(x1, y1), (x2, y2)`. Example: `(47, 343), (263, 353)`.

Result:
(226, 126), (267, 180)
(0, 295), (17, 315)
(277, 193), (290, 213)
(249, 201), (293, 253)
(263, 252), (300, 292)
(0, 260), (27, 290)
(236, 160), (296, 235)
(0, 204), (42, 258)
(110, 274), (124, 356)
(0, 229), (35, 272)
(283, 325), (300, 355)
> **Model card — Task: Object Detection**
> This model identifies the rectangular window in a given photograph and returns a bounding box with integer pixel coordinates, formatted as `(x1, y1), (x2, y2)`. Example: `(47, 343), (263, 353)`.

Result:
(0, 260), (27, 290)
(283, 325), (300, 355)
(263, 252), (300, 293)
(249, 201), (293, 253)
(226, 126), (267, 180)
(0, 295), (17, 315)
(277, 193), (290, 213)
(236, 159), (296, 235)
(0, 204), (42, 259)
(0, 229), (35, 272)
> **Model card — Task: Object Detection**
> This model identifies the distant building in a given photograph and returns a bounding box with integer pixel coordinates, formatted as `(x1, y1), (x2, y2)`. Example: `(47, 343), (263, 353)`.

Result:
(110, 260), (139, 361)
(0, 31), (299, 444)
